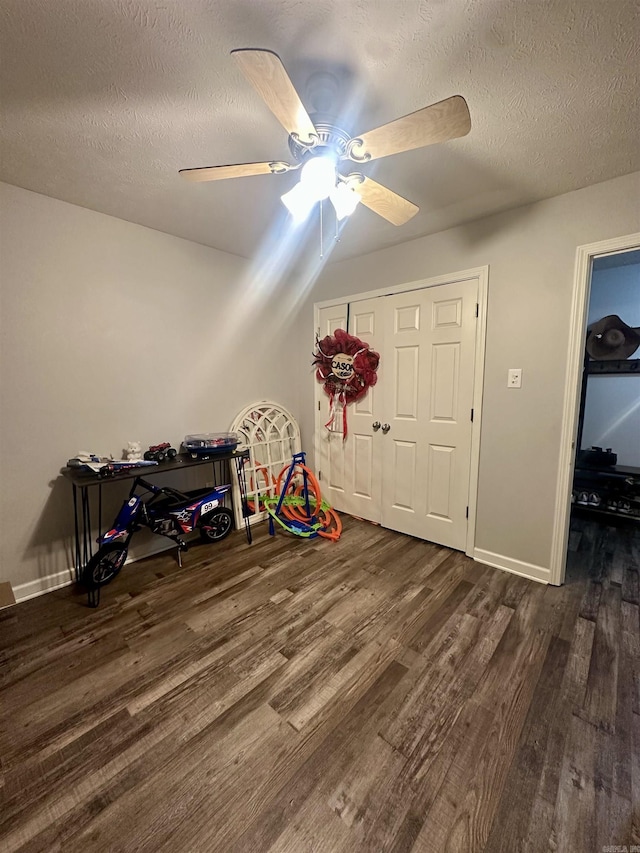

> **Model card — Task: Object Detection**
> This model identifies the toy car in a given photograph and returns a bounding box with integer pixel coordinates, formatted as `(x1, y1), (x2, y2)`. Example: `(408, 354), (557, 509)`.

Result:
(98, 459), (159, 478)
(144, 442), (178, 463)
(183, 433), (239, 458)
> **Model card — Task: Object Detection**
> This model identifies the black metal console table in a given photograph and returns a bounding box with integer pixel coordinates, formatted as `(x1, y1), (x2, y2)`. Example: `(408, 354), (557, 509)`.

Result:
(62, 449), (252, 583)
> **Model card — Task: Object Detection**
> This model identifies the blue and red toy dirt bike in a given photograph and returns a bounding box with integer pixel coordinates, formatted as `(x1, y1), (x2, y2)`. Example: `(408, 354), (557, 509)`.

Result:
(82, 476), (233, 605)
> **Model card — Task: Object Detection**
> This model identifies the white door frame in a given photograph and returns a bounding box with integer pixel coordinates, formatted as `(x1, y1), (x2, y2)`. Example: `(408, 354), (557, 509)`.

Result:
(313, 265), (489, 558)
(549, 232), (640, 586)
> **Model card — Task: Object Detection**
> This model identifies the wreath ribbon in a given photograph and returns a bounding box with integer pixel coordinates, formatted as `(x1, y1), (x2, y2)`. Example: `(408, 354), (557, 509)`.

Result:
(324, 389), (349, 436)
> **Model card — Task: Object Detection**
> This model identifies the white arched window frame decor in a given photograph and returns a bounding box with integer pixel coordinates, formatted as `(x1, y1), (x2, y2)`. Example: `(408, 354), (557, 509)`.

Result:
(230, 401), (301, 526)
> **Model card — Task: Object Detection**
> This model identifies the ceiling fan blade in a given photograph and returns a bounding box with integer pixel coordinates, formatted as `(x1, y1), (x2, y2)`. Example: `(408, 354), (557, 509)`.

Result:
(179, 161), (297, 183)
(353, 176), (419, 226)
(231, 49), (317, 146)
(346, 96), (471, 163)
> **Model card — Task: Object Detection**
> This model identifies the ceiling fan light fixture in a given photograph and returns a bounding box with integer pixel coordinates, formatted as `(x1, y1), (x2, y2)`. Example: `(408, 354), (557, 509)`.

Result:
(330, 182), (361, 220)
(299, 154), (337, 201)
(281, 181), (316, 223)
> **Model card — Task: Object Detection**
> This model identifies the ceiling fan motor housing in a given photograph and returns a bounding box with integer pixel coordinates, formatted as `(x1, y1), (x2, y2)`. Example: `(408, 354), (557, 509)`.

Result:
(288, 118), (352, 165)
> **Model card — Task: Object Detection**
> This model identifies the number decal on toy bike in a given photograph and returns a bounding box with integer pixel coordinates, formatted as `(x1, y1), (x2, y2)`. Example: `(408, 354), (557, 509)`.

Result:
(200, 499), (219, 515)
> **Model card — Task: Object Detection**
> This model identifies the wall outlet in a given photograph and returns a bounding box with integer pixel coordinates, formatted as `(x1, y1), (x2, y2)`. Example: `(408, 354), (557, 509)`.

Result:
(508, 368), (522, 388)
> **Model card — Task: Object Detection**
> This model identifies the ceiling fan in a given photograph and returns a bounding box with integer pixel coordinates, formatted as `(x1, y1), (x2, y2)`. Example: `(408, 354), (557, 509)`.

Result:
(179, 49), (471, 226)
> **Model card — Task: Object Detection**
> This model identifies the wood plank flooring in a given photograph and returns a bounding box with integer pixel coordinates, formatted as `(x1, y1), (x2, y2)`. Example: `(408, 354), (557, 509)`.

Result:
(1, 515), (638, 852)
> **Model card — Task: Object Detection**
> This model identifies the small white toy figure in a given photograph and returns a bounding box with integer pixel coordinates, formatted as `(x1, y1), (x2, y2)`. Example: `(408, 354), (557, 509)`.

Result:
(126, 441), (143, 461)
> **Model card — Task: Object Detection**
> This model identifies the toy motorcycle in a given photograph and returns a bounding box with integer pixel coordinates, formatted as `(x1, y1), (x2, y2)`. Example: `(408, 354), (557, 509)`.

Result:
(82, 475), (233, 605)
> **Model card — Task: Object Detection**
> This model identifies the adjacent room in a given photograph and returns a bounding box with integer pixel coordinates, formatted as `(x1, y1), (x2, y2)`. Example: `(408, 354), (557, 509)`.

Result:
(569, 249), (640, 584)
(1, 1), (639, 850)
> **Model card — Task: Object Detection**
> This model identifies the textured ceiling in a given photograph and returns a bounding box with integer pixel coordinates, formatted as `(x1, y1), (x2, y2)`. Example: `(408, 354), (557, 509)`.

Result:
(1, 0), (638, 262)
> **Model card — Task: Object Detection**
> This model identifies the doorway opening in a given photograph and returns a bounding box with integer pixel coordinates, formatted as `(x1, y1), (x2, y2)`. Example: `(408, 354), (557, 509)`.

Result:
(552, 234), (640, 585)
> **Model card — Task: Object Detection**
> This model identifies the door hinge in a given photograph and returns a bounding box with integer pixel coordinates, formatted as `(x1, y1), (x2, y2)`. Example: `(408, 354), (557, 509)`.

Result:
(470, 408), (474, 422)
(318, 470), (322, 481)
(466, 506), (469, 519)
(475, 303), (479, 318)
(318, 400), (321, 411)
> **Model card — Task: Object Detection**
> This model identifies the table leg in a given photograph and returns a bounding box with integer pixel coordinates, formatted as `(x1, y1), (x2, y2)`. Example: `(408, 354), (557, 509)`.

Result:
(234, 456), (253, 544)
(81, 487), (92, 569)
(72, 485), (81, 582)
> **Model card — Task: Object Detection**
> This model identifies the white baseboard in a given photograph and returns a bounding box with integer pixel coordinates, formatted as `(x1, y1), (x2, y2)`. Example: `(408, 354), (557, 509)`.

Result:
(473, 548), (550, 584)
(12, 539), (180, 605)
(13, 568), (75, 603)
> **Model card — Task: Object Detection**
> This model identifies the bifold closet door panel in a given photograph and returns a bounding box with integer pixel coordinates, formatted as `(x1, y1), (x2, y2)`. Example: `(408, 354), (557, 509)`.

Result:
(315, 303), (349, 513)
(380, 280), (477, 550)
(345, 298), (384, 521)
(315, 300), (383, 522)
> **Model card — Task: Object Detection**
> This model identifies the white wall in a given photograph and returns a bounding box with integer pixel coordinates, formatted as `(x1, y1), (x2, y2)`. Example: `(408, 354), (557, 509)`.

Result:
(582, 259), (640, 466)
(299, 171), (640, 577)
(0, 183), (301, 596)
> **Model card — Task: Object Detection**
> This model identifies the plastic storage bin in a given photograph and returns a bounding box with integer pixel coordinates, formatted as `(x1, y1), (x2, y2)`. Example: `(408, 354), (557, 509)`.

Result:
(183, 433), (240, 457)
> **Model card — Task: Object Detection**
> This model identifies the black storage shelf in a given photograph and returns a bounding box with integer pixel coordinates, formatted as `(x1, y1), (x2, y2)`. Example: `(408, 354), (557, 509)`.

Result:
(587, 358), (640, 375)
(573, 331), (640, 525)
(572, 504), (640, 523)
(572, 464), (640, 524)
(574, 463), (640, 484)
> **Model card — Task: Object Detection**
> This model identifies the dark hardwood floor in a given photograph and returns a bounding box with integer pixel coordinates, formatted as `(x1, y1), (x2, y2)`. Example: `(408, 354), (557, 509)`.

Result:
(1, 515), (638, 852)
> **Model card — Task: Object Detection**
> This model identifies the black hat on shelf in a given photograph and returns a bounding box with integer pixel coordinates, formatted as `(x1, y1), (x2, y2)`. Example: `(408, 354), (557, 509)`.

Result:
(586, 314), (640, 360)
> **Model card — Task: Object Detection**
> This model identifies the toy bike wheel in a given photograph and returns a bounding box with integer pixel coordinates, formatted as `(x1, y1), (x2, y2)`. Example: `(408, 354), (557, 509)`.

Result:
(199, 508), (233, 542)
(82, 544), (128, 588)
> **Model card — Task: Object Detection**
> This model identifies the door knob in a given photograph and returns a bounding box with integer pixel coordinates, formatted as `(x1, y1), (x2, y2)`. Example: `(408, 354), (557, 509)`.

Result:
(372, 421), (381, 431)
(382, 423), (391, 434)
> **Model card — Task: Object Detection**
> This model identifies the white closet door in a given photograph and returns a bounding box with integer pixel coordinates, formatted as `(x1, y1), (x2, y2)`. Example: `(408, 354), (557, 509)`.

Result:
(345, 298), (384, 520)
(317, 303), (349, 339)
(315, 304), (349, 513)
(315, 300), (384, 521)
(380, 279), (477, 550)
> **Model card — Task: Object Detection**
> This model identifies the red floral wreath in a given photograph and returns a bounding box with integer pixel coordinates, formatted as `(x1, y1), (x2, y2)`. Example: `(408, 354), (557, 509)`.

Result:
(313, 328), (380, 438)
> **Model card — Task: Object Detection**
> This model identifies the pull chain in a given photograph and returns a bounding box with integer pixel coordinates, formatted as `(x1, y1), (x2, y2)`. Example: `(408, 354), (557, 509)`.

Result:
(319, 198), (324, 258)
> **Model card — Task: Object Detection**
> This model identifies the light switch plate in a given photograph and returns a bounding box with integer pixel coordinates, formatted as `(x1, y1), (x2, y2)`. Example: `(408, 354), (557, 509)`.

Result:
(508, 368), (522, 388)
